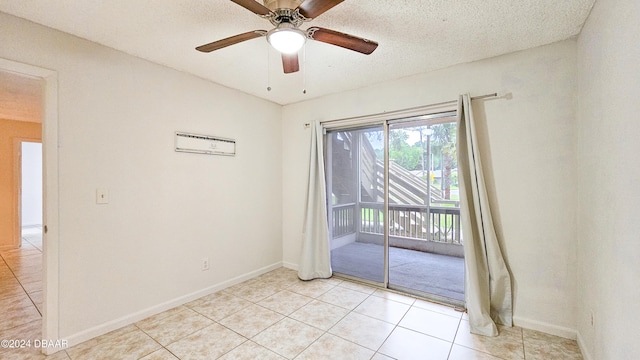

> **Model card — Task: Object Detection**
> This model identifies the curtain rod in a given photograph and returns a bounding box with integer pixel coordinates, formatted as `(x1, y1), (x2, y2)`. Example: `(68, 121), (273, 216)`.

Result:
(308, 92), (498, 128)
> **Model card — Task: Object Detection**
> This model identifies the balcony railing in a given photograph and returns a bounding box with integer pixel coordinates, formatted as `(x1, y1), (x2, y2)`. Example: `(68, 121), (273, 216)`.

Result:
(333, 202), (462, 245)
(331, 202), (356, 238)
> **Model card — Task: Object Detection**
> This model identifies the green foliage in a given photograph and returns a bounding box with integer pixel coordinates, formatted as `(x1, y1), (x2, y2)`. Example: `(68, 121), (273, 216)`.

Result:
(390, 145), (422, 170)
(389, 129), (424, 170)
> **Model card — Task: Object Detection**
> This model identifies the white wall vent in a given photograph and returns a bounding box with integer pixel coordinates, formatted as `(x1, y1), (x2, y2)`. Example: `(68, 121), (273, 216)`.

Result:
(175, 132), (236, 156)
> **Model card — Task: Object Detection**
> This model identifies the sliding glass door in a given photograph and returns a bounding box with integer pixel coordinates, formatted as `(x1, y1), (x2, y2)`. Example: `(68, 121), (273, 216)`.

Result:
(327, 113), (465, 306)
(327, 126), (385, 284)
(387, 114), (465, 305)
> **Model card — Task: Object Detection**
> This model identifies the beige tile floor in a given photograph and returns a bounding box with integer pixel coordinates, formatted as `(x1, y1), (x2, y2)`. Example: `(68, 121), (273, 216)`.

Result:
(1, 231), (583, 359)
(0, 227), (51, 359)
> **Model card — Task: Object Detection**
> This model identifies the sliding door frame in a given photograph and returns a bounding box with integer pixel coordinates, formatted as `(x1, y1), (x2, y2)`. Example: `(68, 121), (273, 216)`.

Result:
(383, 121), (390, 287)
(325, 106), (464, 306)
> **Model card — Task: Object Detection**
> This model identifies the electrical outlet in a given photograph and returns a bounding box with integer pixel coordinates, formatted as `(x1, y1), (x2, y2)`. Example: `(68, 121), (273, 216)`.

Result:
(96, 188), (109, 204)
(201, 257), (210, 271)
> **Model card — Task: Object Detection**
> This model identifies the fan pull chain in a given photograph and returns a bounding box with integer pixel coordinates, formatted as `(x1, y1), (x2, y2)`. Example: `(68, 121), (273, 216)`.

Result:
(267, 43), (272, 92)
(302, 44), (307, 95)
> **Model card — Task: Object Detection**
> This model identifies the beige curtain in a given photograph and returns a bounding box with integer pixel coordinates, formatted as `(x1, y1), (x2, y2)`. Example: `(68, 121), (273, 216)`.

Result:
(298, 121), (332, 280)
(457, 94), (513, 336)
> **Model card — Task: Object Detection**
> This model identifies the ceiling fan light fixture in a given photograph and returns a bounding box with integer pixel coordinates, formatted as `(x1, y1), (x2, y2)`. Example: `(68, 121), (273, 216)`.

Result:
(267, 23), (306, 54)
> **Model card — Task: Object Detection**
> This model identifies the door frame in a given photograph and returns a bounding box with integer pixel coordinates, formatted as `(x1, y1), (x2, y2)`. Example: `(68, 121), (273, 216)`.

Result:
(1, 58), (60, 354)
(325, 108), (465, 306)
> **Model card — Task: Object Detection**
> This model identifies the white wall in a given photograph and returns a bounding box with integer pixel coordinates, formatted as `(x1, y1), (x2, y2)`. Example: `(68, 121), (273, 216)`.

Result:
(1, 12), (282, 340)
(283, 41), (578, 336)
(576, 0), (640, 358)
(21, 141), (42, 227)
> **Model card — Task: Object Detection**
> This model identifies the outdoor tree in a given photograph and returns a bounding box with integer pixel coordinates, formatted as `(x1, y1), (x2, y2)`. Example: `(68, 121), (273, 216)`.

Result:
(388, 130), (422, 170)
(430, 123), (457, 199)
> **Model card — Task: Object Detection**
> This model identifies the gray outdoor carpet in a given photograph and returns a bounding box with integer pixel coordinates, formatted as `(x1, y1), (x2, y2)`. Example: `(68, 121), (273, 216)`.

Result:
(331, 242), (464, 302)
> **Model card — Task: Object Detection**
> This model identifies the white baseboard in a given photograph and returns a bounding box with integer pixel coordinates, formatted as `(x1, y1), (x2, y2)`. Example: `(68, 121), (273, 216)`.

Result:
(64, 261), (283, 347)
(576, 331), (593, 360)
(513, 316), (577, 340)
(282, 261), (298, 271)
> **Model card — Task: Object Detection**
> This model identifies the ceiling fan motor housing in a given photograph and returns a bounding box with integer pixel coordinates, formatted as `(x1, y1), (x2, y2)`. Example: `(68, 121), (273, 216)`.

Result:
(267, 8), (307, 28)
(263, 0), (304, 11)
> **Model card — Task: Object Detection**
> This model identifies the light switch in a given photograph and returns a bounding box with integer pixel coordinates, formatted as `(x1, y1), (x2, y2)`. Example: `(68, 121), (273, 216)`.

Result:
(96, 188), (109, 204)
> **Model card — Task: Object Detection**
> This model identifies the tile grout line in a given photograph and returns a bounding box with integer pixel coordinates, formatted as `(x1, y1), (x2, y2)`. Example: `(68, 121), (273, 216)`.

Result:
(323, 289), (379, 356)
(373, 296), (404, 358)
(214, 277), (381, 359)
(291, 286), (394, 358)
(292, 284), (354, 357)
(446, 316), (463, 360)
(249, 280), (337, 359)
(133, 323), (171, 360)
(0, 250), (43, 318)
(196, 286), (311, 359)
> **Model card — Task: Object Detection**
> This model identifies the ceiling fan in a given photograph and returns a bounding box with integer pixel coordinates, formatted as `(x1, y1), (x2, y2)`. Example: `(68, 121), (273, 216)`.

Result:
(196, 0), (378, 74)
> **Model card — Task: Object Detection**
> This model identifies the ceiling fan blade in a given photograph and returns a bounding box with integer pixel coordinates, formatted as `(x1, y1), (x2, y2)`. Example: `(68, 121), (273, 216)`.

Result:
(282, 53), (300, 73)
(308, 27), (378, 55)
(196, 31), (266, 52)
(297, 0), (344, 19)
(230, 0), (272, 16)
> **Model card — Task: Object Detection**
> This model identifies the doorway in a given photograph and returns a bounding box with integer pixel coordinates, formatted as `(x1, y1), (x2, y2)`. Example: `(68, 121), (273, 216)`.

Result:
(328, 112), (465, 307)
(0, 58), (59, 353)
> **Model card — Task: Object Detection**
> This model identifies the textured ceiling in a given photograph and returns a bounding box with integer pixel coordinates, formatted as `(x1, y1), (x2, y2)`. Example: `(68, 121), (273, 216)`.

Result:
(0, 0), (594, 105)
